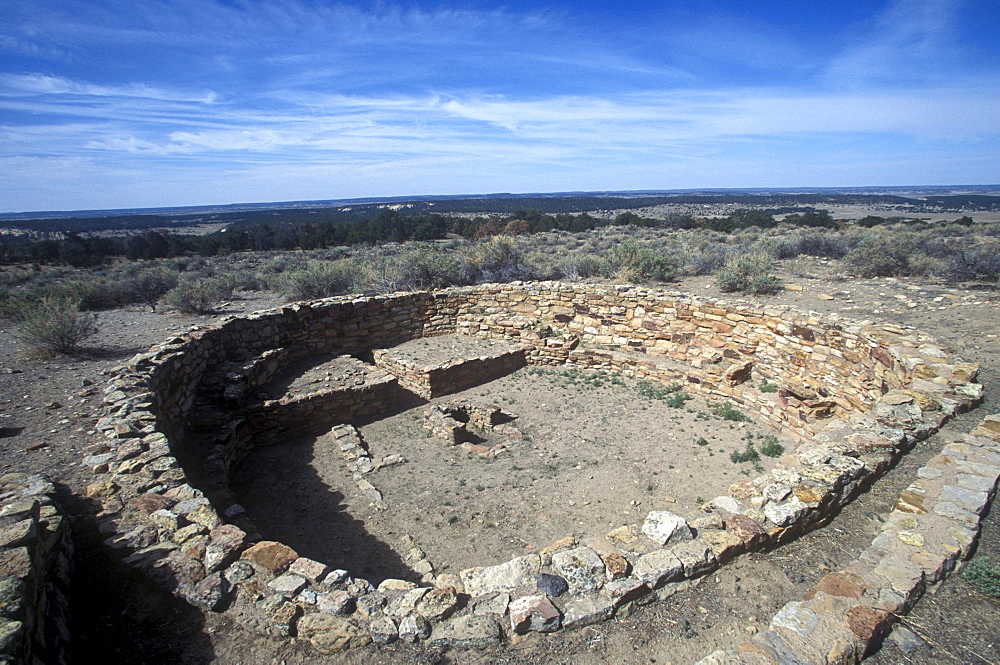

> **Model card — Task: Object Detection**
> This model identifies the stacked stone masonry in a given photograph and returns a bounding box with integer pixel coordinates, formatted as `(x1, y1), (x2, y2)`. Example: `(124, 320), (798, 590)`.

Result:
(83, 282), (988, 656)
(695, 413), (1000, 665)
(0, 474), (72, 665)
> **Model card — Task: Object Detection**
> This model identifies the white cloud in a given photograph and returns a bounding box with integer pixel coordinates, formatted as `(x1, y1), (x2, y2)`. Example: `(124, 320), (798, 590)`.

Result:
(0, 73), (217, 103)
(825, 0), (963, 84)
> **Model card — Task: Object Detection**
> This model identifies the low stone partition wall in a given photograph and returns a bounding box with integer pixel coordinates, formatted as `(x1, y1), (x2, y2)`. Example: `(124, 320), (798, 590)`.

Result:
(696, 413), (1000, 665)
(81, 282), (986, 655)
(222, 373), (400, 471)
(0, 474), (72, 665)
(372, 347), (527, 399)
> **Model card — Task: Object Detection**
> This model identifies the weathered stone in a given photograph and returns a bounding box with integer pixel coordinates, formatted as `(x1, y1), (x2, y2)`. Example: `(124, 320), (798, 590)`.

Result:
(415, 586), (458, 621)
(289, 557), (330, 583)
(670, 539), (717, 578)
(428, 614), (500, 646)
(536, 573), (569, 597)
(551, 546), (607, 592)
(473, 592), (510, 617)
(356, 592), (388, 617)
(240, 541), (298, 575)
(86, 480), (118, 499)
(509, 595), (562, 633)
(204, 524), (246, 573)
(149, 509), (180, 531)
(269, 573), (308, 596)
(699, 530), (745, 561)
(895, 488), (927, 514)
(185, 504), (222, 529)
(763, 498), (808, 527)
(724, 514), (768, 547)
(606, 524), (659, 555)
(369, 616), (398, 644)
(804, 572), (867, 600)
(562, 594), (615, 628)
(601, 552), (631, 580)
(0, 520), (35, 550)
(398, 613), (431, 642)
(633, 549), (683, 587)
(187, 572), (231, 611)
(460, 554), (541, 597)
(538, 535), (576, 563)
(378, 578), (418, 592)
(297, 613), (372, 654)
(641, 511), (692, 547)
(171, 524), (205, 544)
(762, 483), (792, 503)
(318, 590), (354, 615)
(223, 560), (254, 583)
(771, 601), (818, 637)
(128, 493), (173, 515)
(845, 604), (890, 641)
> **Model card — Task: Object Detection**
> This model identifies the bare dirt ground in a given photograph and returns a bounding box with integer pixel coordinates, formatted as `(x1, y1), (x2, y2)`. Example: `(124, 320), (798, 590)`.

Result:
(232, 348), (790, 578)
(1, 262), (998, 664)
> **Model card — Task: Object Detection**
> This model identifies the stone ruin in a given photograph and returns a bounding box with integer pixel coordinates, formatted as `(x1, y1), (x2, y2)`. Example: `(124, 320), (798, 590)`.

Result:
(422, 400), (522, 453)
(19, 280), (993, 662)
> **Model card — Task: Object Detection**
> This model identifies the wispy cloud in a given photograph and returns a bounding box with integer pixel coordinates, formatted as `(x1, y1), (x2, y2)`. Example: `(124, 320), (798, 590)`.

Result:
(825, 0), (964, 85)
(1, 0), (997, 211)
(0, 73), (217, 103)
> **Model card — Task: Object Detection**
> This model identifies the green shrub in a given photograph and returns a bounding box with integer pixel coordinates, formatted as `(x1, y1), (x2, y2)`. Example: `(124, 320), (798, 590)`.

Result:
(464, 237), (537, 283)
(730, 443), (760, 464)
(844, 235), (913, 277)
(759, 435), (784, 457)
(637, 380), (680, 399)
(710, 402), (751, 422)
(603, 239), (677, 282)
(759, 379), (778, 393)
(715, 252), (781, 294)
(15, 297), (99, 356)
(963, 557), (1000, 596)
(162, 277), (234, 314)
(278, 261), (355, 300)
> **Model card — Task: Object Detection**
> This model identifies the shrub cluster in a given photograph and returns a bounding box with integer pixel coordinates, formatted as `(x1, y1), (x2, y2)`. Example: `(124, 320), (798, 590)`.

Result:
(14, 297), (99, 356)
(715, 252), (782, 294)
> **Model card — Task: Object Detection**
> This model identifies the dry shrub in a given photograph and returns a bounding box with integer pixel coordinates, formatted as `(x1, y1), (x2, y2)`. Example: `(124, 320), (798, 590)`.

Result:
(15, 296), (98, 356)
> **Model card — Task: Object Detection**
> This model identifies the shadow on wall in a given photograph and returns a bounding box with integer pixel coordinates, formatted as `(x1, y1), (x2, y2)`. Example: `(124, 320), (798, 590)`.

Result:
(228, 435), (415, 585)
(63, 486), (217, 665)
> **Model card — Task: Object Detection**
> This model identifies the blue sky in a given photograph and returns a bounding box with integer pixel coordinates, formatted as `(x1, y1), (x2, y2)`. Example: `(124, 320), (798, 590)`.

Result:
(2, 0), (999, 212)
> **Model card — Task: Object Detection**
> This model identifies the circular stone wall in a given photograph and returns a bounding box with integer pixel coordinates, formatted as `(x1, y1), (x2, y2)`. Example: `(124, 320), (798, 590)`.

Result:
(86, 282), (983, 650)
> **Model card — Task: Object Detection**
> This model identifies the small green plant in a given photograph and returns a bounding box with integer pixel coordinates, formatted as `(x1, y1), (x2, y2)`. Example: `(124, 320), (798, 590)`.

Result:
(963, 557), (1000, 596)
(666, 391), (692, 408)
(695, 436), (709, 446)
(759, 378), (779, 393)
(730, 443), (760, 464)
(715, 252), (782, 294)
(759, 435), (785, 458)
(14, 296), (98, 356)
(710, 402), (751, 422)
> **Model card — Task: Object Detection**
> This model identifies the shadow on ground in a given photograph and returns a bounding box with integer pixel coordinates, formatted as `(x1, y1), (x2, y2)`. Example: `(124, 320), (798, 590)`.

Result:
(229, 435), (416, 585)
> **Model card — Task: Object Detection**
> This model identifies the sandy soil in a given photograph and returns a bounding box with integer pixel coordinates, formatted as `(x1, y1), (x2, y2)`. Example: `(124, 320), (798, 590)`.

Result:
(1, 263), (998, 665)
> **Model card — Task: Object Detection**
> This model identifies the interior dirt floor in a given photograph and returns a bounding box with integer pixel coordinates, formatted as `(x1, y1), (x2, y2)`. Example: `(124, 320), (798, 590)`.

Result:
(231, 352), (791, 579)
(0, 263), (998, 664)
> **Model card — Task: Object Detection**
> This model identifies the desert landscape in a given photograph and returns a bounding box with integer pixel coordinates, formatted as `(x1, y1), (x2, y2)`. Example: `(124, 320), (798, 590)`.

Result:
(1, 197), (998, 664)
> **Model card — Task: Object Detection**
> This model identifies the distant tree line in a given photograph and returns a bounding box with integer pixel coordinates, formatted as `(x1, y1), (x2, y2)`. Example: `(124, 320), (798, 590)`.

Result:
(0, 204), (984, 268)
